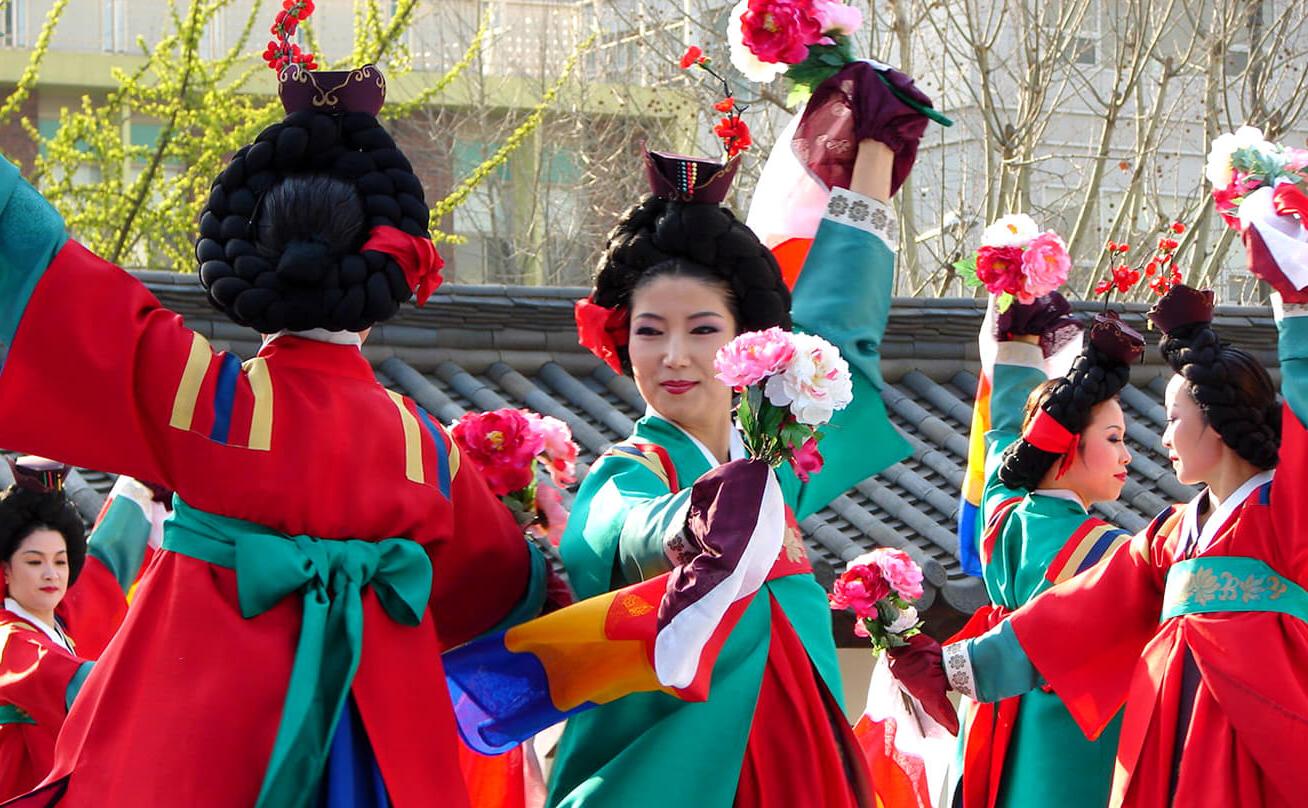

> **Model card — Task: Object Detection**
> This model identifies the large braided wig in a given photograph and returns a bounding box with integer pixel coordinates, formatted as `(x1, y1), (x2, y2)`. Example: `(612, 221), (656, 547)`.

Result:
(1151, 285), (1280, 470)
(997, 313), (1144, 491)
(195, 66), (432, 334)
(585, 151), (792, 373)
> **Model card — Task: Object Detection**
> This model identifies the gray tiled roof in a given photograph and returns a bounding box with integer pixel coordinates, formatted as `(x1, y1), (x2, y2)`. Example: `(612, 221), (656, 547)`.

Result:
(50, 272), (1282, 616)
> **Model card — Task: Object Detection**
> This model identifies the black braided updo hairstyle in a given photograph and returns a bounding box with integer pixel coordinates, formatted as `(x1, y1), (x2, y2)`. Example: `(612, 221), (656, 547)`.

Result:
(195, 109), (431, 333)
(591, 195), (792, 371)
(0, 486), (87, 586)
(996, 341), (1132, 490)
(1159, 323), (1280, 470)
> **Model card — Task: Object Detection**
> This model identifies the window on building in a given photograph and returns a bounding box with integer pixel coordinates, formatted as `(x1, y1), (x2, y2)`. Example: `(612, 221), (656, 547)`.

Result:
(200, 7), (225, 61)
(450, 140), (514, 284)
(0, 1), (27, 48)
(1069, 0), (1100, 66)
(103, 0), (128, 52)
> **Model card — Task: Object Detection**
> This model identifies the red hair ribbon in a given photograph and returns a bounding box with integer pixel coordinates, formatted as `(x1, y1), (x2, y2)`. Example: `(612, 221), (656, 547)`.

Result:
(575, 296), (630, 374)
(361, 225), (444, 307)
(1023, 410), (1079, 479)
(1273, 183), (1308, 222)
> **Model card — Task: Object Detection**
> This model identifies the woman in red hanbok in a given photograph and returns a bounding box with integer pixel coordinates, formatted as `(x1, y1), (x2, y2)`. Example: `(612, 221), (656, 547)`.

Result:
(892, 241), (1308, 805)
(0, 462), (94, 801)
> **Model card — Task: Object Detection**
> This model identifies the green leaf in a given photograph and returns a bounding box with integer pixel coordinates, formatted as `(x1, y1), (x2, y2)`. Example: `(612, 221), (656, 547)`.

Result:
(953, 254), (979, 287)
(996, 292), (1014, 312)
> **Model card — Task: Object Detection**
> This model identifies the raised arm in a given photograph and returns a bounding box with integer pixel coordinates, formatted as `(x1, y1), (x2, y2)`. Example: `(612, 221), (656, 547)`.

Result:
(780, 140), (910, 517)
(0, 156), (251, 490)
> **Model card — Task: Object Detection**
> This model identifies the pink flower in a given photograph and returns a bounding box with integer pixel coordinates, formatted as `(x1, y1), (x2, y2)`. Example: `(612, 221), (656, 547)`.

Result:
(525, 412), (579, 486)
(1019, 231), (1071, 303)
(812, 0), (862, 35)
(740, 0), (824, 65)
(451, 409), (545, 497)
(715, 327), (796, 387)
(975, 245), (1025, 298)
(788, 435), (824, 482)
(870, 548), (925, 601)
(829, 563), (890, 618)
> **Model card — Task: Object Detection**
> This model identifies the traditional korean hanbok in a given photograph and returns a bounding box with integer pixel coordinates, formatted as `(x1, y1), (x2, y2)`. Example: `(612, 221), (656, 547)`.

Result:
(0, 600), (92, 801)
(948, 337), (1129, 808)
(548, 185), (910, 808)
(948, 301), (1308, 807)
(0, 150), (543, 807)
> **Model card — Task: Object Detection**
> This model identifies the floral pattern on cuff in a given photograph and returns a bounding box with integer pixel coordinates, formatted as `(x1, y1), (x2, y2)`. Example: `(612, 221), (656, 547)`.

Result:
(826, 187), (897, 251)
(943, 641), (977, 700)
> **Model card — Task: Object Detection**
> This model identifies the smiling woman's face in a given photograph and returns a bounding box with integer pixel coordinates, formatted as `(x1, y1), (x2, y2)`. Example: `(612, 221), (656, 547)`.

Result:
(627, 273), (738, 436)
(2, 528), (69, 617)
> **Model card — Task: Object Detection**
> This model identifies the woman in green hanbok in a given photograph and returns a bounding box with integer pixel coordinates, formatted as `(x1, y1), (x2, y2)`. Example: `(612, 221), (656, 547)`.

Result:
(944, 298), (1145, 808)
(548, 72), (937, 807)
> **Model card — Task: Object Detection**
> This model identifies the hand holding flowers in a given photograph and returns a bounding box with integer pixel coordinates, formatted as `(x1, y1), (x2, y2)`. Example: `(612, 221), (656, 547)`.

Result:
(829, 548), (925, 652)
(953, 215), (1070, 311)
(713, 327), (852, 482)
(450, 408), (579, 529)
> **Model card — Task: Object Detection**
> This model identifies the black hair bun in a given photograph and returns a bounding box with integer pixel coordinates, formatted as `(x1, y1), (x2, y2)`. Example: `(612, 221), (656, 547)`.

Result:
(591, 195), (791, 370)
(0, 486), (87, 587)
(196, 110), (431, 334)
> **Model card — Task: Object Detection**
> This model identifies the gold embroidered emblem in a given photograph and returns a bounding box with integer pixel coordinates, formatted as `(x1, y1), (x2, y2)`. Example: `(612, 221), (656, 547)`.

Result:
(620, 594), (653, 617)
(783, 526), (806, 563)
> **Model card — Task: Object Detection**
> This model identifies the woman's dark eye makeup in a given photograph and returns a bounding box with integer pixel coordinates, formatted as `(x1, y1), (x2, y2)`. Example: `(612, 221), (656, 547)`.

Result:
(691, 325), (721, 335)
(634, 326), (663, 337)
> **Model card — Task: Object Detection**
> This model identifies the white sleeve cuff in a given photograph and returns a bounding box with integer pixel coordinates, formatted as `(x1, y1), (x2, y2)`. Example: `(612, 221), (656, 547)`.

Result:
(825, 187), (897, 251)
(943, 641), (977, 699)
(1272, 292), (1308, 323)
(994, 340), (1046, 370)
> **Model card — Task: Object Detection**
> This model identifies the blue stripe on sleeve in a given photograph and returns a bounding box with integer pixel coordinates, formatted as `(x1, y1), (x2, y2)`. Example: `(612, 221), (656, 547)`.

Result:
(208, 353), (242, 444)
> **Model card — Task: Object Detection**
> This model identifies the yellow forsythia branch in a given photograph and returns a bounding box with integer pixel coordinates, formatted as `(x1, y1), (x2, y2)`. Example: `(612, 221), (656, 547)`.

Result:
(0, 0), (69, 125)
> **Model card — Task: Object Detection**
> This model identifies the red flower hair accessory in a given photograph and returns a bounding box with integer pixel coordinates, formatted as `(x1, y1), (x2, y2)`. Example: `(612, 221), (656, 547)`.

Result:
(1022, 410), (1079, 479)
(361, 225), (444, 306)
(575, 296), (630, 374)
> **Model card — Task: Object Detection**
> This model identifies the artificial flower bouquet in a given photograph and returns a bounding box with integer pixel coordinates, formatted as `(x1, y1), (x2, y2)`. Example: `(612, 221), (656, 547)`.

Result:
(1206, 126), (1308, 228)
(713, 326), (853, 482)
(829, 548), (925, 652)
(953, 214), (1071, 311)
(727, 0), (864, 99)
(450, 408), (578, 530)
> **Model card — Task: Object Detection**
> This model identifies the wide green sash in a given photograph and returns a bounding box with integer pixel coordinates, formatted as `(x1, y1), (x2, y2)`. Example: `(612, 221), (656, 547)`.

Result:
(0, 704), (34, 725)
(1162, 556), (1308, 623)
(162, 498), (432, 808)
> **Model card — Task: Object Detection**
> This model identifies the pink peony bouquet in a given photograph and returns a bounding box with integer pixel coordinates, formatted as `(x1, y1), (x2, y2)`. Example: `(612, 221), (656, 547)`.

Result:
(829, 548), (924, 652)
(727, 0), (863, 100)
(450, 408), (579, 528)
(714, 326), (852, 482)
(1206, 126), (1308, 228)
(953, 214), (1071, 311)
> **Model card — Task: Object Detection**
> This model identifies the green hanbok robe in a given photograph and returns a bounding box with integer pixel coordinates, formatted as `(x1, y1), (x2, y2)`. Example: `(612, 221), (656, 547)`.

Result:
(953, 340), (1129, 808)
(548, 188), (909, 808)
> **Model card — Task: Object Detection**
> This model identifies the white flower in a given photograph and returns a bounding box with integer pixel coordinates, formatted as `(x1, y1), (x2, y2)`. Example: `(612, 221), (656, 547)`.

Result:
(979, 213), (1040, 248)
(727, 0), (788, 84)
(1206, 126), (1269, 189)
(762, 332), (853, 426)
(885, 605), (919, 634)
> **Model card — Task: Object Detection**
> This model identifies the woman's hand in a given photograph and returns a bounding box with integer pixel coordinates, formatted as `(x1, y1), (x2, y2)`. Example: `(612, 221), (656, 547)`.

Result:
(886, 634), (960, 735)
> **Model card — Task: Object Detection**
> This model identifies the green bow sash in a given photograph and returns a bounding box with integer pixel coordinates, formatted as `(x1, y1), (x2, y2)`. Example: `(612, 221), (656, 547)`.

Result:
(0, 704), (34, 725)
(163, 498), (432, 808)
(1162, 556), (1308, 623)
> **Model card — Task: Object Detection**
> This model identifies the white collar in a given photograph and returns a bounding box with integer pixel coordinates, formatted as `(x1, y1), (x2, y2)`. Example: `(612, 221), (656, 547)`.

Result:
(262, 328), (363, 348)
(1031, 488), (1087, 511)
(4, 597), (72, 653)
(645, 406), (746, 468)
(1181, 469), (1275, 556)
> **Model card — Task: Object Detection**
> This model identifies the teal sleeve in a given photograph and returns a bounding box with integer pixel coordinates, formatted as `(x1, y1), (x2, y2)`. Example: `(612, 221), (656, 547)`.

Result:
(980, 353), (1047, 516)
(559, 457), (690, 599)
(0, 155), (68, 348)
(1278, 312), (1308, 424)
(87, 495), (154, 594)
(485, 541), (550, 633)
(779, 192), (911, 518)
(966, 621), (1043, 702)
(65, 660), (94, 709)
